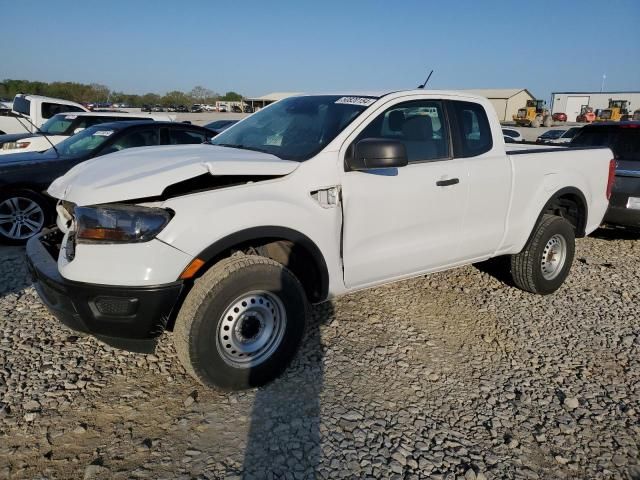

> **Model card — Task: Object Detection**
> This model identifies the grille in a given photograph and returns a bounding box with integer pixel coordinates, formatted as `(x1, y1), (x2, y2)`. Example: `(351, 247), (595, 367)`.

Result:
(93, 297), (139, 316)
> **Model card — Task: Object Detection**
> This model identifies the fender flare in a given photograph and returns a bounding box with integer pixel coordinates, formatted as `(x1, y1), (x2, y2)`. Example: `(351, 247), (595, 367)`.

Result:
(537, 186), (589, 237)
(195, 225), (330, 301)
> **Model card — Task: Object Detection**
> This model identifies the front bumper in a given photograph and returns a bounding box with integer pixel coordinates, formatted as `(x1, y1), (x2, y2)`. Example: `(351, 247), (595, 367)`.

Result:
(26, 229), (184, 352)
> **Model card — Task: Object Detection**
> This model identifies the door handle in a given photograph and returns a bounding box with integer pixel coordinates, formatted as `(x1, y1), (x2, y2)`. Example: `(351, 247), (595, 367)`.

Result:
(436, 178), (459, 187)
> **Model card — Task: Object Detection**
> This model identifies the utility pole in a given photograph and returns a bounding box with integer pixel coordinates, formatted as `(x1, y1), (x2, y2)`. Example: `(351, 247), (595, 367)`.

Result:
(600, 74), (606, 93)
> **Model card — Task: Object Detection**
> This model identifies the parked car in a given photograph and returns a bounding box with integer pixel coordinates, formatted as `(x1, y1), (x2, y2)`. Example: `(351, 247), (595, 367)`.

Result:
(244, 105), (254, 113)
(571, 121), (640, 228)
(537, 127), (582, 145)
(553, 112), (568, 123)
(191, 104), (204, 113)
(502, 128), (524, 143)
(536, 129), (567, 144)
(0, 112), (174, 155)
(231, 105), (242, 113)
(0, 94), (88, 135)
(548, 127), (582, 144)
(141, 105), (152, 112)
(27, 91), (613, 390)
(166, 105), (177, 112)
(152, 105), (164, 112)
(218, 104), (228, 112)
(176, 105), (189, 113)
(204, 119), (239, 133)
(0, 121), (216, 244)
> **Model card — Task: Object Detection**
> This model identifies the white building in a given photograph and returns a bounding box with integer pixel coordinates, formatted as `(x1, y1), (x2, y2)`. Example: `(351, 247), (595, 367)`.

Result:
(551, 91), (640, 121)
(461, 89), (536, 122)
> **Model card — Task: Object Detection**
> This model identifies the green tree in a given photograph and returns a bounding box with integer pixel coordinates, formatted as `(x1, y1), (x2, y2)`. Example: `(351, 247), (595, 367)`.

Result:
(220, 91), (243, 101)
(190, 86), (214, 103)
(162, 90), (192, 106)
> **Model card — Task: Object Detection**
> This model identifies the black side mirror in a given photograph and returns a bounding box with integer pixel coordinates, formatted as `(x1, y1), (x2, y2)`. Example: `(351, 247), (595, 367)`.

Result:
(347, 138), (408, 171)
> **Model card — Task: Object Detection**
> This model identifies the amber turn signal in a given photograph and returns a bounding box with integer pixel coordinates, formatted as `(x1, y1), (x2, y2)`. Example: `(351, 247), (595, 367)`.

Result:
(179, 258), (205, 279)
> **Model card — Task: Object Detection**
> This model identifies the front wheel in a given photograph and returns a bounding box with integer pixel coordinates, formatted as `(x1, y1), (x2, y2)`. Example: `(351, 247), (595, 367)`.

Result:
(173, 255), (308, 390)
(510, 214), (575, 294)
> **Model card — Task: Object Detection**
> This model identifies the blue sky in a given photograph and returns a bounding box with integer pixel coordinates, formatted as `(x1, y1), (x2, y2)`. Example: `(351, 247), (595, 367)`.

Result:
(1, 0), (638, 102)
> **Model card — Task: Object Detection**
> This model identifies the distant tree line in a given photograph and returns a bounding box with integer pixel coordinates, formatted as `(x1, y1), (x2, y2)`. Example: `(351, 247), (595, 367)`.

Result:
(0, 79), (244, 106)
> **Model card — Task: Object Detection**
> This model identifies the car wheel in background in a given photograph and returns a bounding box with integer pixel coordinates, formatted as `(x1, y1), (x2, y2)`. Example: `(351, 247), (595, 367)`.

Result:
(0, 190), (52, 245)
(510, 214), (575, 295)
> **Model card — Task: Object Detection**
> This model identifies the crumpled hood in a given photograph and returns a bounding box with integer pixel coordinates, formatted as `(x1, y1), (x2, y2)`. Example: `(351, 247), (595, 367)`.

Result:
(48, 144), (300, 205)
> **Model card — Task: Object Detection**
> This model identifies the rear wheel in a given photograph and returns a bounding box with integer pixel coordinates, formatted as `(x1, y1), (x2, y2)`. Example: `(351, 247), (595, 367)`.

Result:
(510, 214), (575, 294)
(173, 255), (308, 390)
(0, 190), (51, 245)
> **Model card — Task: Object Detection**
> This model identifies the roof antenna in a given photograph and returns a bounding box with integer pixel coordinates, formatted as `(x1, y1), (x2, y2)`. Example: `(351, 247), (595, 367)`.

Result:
(417, 70), (434, 89)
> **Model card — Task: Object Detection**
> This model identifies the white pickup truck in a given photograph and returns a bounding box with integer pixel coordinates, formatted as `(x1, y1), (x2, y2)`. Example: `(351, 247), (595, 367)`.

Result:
(26, 90), (614, 390)
(0, 94), (88, 135)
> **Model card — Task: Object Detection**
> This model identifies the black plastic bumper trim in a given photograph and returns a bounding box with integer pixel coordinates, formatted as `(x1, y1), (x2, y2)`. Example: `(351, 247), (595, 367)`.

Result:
(26, 229), (184, 350)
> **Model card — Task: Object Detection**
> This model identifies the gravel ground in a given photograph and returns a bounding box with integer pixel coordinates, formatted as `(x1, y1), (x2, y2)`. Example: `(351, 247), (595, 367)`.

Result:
(1, 231), (639, 480)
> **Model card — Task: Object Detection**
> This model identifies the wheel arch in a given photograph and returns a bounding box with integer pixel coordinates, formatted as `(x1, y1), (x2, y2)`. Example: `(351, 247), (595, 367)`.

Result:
(192, 226), (330, 304)
(537, 186), (589, 238)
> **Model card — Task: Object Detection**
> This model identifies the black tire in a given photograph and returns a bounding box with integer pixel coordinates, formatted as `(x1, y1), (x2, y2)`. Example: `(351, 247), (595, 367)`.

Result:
(510, 214), (575, 295)
(173, 255), (308, 390)
(0, 189), (53, 245)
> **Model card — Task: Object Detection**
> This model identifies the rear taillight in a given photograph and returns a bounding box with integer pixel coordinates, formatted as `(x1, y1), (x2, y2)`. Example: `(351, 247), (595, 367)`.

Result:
(606, 159), (616, 200)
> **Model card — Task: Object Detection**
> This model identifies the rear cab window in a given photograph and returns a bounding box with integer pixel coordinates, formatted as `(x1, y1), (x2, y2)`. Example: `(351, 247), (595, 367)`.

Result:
(41, 103), (85, 120)
(12, 96), (31, 116)
(448, 101), (493, 157)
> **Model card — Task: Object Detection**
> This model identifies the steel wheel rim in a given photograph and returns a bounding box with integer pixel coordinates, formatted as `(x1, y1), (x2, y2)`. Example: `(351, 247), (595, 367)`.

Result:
(216, 290), (287, 368)
(541, 234), (567, 280)
(0, 197), (45, 240)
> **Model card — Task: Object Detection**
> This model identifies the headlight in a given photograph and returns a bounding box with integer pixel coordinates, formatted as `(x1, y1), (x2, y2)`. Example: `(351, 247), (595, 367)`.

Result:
(2, 141), (31, 150)
(75, 204), (173, 243)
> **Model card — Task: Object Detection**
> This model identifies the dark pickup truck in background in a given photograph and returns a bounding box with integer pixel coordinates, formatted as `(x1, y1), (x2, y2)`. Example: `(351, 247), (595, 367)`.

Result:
(571, 121), (640, 228)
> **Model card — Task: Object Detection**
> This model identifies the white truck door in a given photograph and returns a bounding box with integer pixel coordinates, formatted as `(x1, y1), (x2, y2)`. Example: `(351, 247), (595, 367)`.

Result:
(341, 99), (469, 288)
(446, 100), (511, 260)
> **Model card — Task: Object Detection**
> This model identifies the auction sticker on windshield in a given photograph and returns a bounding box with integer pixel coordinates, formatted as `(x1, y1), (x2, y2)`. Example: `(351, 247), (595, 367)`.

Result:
(93, 130), (113, 137)
(65, 115), (78, 120)
(335, 97), (377, 107)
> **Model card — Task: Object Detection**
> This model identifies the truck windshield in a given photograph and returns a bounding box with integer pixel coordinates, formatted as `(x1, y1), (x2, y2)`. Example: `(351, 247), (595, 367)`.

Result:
(50, 126), (115, 157)
(211, 95), (377, 161)
(39, 114), (77, 135)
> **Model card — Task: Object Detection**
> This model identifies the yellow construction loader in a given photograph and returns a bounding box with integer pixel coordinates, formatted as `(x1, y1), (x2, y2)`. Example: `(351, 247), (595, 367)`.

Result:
(596, 99), (630, 122)
(513, 100), (552, 128)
